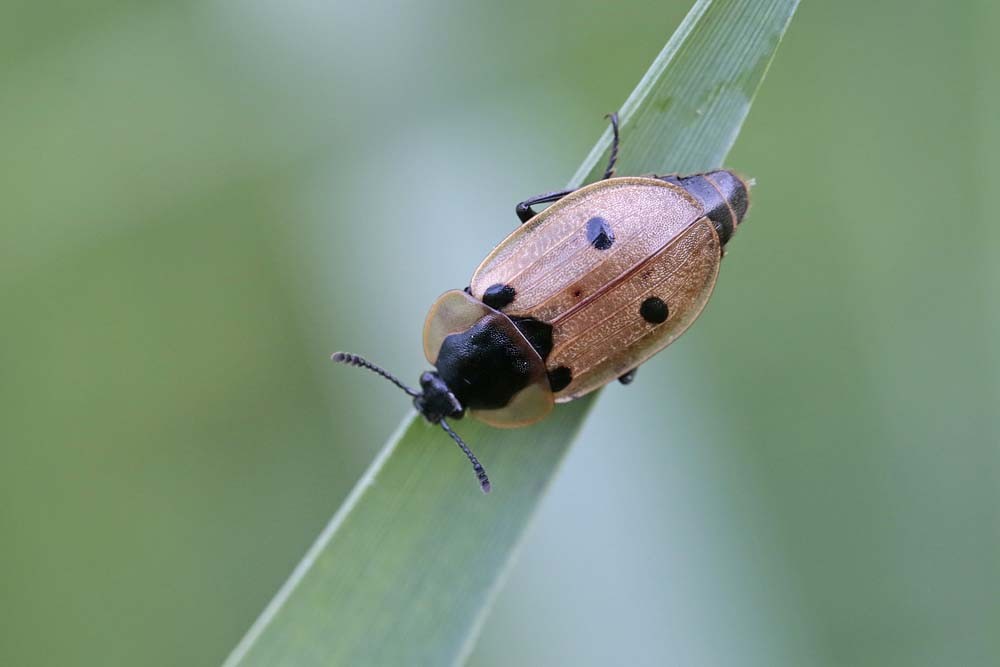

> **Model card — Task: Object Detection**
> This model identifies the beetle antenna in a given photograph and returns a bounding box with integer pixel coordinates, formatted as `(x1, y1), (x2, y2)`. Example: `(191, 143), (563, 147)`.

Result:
(440, 419), (491, 494)
(331, 351), (420, 398)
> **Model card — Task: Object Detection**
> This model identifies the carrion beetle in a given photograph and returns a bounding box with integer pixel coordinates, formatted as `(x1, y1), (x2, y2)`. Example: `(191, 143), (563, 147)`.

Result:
(334, 113), (749, 493)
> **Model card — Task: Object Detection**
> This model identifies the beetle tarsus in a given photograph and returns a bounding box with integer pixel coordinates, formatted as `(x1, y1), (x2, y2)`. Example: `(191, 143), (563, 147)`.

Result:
(515, 188), (575, 224)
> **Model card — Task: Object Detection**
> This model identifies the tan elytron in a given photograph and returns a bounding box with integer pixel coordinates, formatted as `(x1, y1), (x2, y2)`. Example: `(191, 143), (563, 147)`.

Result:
(470, 177), (722, 401)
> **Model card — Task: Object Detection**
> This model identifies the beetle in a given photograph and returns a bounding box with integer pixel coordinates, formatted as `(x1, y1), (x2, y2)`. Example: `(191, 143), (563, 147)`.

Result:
(333, 113), (749, 493)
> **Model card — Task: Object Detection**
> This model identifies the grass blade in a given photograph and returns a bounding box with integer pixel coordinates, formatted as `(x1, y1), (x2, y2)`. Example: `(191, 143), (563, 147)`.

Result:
(225, 1), (799, 664)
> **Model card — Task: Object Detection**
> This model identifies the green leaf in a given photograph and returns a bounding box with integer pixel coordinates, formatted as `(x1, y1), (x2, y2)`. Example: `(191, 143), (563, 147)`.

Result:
(225, 1), (799, 665)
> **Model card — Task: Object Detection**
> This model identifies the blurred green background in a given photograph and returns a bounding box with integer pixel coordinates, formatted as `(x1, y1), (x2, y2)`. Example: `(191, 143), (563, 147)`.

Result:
(2, 0), (998, 665)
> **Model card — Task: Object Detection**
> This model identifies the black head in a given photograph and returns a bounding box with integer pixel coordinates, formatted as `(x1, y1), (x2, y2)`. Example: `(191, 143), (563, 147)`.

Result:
(413, 371), (464, 423)
(331, 352), (490, 493)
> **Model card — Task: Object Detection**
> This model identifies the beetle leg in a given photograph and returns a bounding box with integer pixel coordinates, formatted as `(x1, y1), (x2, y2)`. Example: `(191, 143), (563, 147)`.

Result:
(515, 113), (621, 224)
(601, 112), (620, 180)
(618, 368), (637, 385)
(515, 188), (576, 224)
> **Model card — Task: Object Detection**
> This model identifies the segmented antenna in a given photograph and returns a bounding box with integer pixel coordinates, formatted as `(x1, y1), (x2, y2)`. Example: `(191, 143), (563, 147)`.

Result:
(332, 351), (491, 494)
(440, 419), (492, 494)
(330, 352), (420, 397)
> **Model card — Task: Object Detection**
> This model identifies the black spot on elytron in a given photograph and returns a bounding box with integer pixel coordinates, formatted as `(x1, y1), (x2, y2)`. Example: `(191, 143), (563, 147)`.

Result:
(548, 366), (573, 392)
(510, 316), (553, 360)
(585, 216), (615, 250)
(640, 297), (669, 324)
(572, 288), (583, 298)
(483, 283), (516, 310)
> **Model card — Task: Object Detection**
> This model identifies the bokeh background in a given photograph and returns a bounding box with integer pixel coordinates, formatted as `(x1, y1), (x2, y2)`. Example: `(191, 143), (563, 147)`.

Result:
(3, 0), (998, 665)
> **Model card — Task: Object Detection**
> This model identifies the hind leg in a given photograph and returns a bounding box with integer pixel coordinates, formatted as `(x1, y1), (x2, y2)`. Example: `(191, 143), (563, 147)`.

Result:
(618, 368), (637, 385)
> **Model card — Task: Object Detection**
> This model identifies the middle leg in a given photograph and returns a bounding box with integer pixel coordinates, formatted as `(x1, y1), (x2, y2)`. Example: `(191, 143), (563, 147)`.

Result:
(513, 112), (622, 225)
